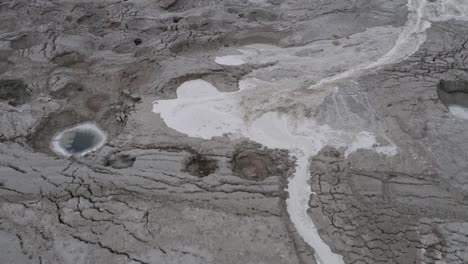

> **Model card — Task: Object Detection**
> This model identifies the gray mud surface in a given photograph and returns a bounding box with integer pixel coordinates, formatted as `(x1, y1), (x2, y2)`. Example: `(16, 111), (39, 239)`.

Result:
(0, 0), (467, 263)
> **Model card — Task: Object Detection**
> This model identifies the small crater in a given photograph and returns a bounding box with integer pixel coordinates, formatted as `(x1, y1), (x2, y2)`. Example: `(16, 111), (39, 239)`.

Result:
(108, 21), (121, 29)
(246, 9), (278, 22)
(52, 51), (85, 67)
(76, 14), (94, 25)
(183, 154), (218, 177)
(437, 79), (468, 119)
(231, 144), (292, 181)
(0, 79), (31, 106)
(113, 41), (137, 54)
(437, 80), (468, 107)
(86, 94), (110, 112)
(9, 33), (43, 50)
(437, 79), (468, 107)
(105, 153), (136, 169)
(232, 150), (275, 180)
(51, 82), (85, 99)
(133, 38), (143, 46)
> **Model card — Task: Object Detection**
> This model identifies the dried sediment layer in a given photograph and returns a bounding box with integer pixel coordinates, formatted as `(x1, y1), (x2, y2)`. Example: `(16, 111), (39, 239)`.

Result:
(1, 0), (468, 263)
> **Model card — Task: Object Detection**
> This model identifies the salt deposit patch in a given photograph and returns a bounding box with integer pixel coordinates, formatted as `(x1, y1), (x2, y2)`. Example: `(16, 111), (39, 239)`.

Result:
(153, 80), (245, 139)
(215, 55), (245, 66)
(449, 105), (468, 120)
(176, 79), (220, 99)
(51, 122), (107, 157)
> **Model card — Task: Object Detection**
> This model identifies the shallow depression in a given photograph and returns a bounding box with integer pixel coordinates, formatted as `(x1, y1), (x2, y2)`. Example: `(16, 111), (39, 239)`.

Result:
(437, 79), (468, 120)
(51, 122), (107, 157)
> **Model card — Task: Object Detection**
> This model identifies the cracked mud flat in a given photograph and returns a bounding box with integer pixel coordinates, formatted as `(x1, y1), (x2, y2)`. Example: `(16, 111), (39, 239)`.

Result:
(1, 0), (468, 264)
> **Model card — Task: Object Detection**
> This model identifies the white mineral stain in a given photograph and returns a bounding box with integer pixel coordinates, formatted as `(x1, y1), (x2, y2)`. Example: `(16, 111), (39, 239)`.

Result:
(215, 55), (246, 66)
(449, 105), (468, 120)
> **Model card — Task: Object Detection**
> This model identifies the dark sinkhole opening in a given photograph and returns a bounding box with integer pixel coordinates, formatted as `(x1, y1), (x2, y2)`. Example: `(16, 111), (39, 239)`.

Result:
(232, 150), (274, 181)
(51, 122), (107, 157)
(0, 79), (31, 106)
(184, 154), (218, 177)
(437, 79), (468, 120)
(134, 38), (143, 46)
(105, 153), (136, 169)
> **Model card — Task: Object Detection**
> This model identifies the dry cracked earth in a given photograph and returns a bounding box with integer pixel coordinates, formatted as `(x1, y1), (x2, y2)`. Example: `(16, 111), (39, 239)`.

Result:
(1, 0), (468, 263)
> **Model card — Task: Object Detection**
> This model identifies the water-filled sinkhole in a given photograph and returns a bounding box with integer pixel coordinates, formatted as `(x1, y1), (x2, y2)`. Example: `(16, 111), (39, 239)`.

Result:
(50, 122), (107, 157)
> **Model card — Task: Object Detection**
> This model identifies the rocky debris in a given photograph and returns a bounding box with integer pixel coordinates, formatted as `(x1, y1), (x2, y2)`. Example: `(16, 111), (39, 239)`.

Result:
(0, 79), (31, 106)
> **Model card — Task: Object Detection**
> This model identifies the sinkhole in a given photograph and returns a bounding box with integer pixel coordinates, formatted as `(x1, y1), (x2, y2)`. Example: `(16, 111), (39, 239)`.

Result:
(50, 122), (107, 157)
(437, 79), (468, 120)
(183, 154), (218, 177)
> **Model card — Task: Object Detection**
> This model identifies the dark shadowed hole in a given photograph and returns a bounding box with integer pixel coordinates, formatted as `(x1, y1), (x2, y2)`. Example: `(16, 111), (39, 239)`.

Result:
(105, 153), (136, 169)
(184, 154), (218, 177)
(0, 79), (31, 106)
(437, 79), (468, 108)
(231, 150), (278, 181)
(134, 38), (143, 46)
